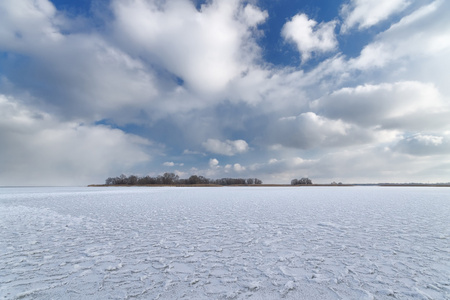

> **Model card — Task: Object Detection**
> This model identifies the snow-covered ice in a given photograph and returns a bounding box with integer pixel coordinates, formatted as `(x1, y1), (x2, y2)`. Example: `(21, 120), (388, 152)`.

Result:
(1, 186), (449, 299)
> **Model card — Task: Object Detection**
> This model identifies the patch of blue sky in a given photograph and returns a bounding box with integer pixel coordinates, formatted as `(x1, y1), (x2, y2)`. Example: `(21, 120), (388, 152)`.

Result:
(51, 0), (93, 15)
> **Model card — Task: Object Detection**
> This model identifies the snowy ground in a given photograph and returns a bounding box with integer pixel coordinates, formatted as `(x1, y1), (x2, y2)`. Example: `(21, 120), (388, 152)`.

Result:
(1, 186), (449, 299)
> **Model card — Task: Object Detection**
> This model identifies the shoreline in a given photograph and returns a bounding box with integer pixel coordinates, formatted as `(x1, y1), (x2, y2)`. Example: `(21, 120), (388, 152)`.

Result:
(88, 183), (450, 187)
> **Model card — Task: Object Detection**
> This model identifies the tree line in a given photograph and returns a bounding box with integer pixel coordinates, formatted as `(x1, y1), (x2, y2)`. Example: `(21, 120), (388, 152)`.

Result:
(291, 178), (313, 185)
(105, 173), (263, 186)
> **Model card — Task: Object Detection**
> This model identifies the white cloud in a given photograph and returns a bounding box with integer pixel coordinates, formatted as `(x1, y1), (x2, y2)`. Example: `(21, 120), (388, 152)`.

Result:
(0, 94), (152, 186)
(243, 156), (319, 184)
(269, 112), (380, 149)
(111, 0), (266, 94)
(240, 4), (268, 28)
(163, 162), (185, 167)
(209, 158), (219, 168)
(308, 146), (448, 183)
(0, 0), (62, 50)
(394, 133), (450, 156)
(202, 139), (249, 156)
(0, 0), (159, 123)
(311, 81), (449, 130)
(174, 170), (188, 178)
(183, 149), (206, 156)
(413, 134), (443, 146)
(233, 163), (245, 172)
(350, 1), (450, 74)
(340, 0), (410, 32)
(249, 144), (450, 184)
(282, 13), (337, 62)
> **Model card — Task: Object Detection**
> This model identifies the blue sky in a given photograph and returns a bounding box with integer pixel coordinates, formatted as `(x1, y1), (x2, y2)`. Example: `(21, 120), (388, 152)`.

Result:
(1, 0), (449, 185)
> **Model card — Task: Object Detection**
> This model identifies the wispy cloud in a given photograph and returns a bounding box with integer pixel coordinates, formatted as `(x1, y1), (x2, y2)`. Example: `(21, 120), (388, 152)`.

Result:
(340, 0), (410, 32)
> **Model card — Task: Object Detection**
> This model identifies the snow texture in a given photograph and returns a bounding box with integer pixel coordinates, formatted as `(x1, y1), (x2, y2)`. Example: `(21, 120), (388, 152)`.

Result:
(1, 186), (449, 299)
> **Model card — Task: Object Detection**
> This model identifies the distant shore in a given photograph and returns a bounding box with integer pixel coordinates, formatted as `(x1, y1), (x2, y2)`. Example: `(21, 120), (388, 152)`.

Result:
(88, 183), (450, 187)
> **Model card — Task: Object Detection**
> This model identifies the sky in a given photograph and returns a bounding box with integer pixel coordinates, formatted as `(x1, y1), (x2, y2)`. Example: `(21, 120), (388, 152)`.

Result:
(1, 0), (449, 186)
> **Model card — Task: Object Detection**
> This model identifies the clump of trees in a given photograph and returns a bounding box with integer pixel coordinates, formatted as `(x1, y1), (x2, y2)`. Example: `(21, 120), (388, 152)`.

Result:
(291, 177), (313, 185)
(105, 173), (262, 186)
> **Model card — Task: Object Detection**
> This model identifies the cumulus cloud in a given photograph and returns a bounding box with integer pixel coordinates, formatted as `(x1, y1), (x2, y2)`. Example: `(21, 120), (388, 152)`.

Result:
(233, 163), (245, 172)
(393, 133), (450, 156)
(202, 139), (249, 156)
(0, 94), (152, 186)
(269, 112), (382, 149)
(340, 0), (410, 32)
(218, 162), (245, 174)
(240, 4), (268, 28)
(0, 0), (159, 123)
(282, 13), (337, 62)
(311, 81), (449, 130)
(209, 158), (220, 168)
(0, 0), (63, 50)
(111, 0), (267, 94)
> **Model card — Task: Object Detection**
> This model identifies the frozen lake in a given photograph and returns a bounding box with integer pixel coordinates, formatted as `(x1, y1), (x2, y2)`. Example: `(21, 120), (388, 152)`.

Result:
(1, 186), (449, 299)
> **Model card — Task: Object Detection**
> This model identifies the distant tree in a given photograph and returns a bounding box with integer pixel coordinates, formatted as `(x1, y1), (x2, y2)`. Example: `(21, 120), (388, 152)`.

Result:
(128, 175), (138, 185)
(291, 178), (312, 185)
(198, 176), (210, 184)
(118, 174), (127, 185)
(137, 175), (154, 185)
(188, 175), (200, 184)
(162, 172), (179, 185)
(299, 177), (312, 185)
(177, 178), (188, 184)
(104, 173), (262, 186)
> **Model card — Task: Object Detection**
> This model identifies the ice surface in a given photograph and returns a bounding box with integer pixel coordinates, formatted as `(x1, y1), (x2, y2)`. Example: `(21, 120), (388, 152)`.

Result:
(1, 186), (449, 299)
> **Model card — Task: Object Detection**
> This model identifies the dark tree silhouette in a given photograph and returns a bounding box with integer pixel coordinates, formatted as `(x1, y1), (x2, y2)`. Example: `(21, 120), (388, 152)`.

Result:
(291, 177), (312, 185)
(104, 173), (263, 186)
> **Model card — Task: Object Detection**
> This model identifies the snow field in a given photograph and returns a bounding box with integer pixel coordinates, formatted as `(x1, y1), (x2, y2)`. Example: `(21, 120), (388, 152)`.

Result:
(1, 186), (449, 299)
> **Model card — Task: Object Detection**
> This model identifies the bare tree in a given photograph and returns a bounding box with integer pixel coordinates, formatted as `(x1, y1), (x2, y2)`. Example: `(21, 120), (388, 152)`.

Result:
(162, 172), (179, 185)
